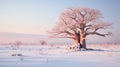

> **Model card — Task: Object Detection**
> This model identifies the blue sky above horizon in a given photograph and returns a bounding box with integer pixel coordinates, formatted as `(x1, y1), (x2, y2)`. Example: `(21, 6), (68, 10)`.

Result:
(0, 0), (120, 44)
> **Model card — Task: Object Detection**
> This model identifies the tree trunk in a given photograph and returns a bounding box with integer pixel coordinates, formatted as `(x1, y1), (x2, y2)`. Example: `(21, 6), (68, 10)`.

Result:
(80, 29), (86, 49)
(70, 39), (78, 50)
(72, 33), (81, 50)
(81, 38), (86, 49)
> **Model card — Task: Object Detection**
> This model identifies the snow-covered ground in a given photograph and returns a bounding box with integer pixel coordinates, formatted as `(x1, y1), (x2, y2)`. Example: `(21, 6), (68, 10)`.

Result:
(0, 44), (120, 67)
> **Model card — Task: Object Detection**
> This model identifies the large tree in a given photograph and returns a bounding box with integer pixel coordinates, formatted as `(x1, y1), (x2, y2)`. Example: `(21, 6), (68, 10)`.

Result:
(49, 7), (112, 50)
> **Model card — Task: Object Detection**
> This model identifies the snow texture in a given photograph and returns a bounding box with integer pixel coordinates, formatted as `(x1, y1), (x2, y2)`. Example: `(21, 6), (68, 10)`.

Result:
(0, 44), (120, 67)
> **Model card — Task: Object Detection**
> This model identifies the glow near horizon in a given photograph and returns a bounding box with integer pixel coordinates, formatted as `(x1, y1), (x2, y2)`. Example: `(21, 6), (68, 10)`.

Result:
(0, 0), (120, 36)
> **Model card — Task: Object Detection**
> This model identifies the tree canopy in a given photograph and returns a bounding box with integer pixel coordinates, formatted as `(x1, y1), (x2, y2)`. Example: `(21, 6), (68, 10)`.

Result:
(49, 7), (112, 50)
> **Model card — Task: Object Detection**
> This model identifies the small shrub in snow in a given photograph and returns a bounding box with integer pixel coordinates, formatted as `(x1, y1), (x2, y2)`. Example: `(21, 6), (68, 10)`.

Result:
(11, 53), (23, 56)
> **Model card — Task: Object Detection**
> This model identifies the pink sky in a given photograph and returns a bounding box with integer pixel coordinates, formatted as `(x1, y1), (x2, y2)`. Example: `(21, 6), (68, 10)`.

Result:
(0, 0), (120, 44)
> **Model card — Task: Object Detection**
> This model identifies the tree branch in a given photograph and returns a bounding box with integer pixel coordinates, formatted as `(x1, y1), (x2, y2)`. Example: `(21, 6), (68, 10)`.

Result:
(85, 31), (112, 37)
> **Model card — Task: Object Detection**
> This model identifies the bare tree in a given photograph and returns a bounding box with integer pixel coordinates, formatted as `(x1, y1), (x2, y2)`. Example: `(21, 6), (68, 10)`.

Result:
(11, 41), (22, 49)
(49, 7), (112, 50)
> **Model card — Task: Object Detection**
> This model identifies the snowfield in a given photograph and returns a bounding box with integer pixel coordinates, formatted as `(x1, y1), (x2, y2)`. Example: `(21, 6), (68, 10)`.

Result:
(0, 44), (120, 67)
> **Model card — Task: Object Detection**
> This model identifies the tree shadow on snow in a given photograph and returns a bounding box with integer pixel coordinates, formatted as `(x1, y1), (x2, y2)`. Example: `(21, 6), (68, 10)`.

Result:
(83, 48), (120, 52)
(83, 48), (104, 51)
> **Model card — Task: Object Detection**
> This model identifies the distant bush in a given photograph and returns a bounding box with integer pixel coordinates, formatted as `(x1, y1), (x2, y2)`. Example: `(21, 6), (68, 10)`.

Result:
(40, 40), (47, 45)
(11, 41), (22, 49)
(14, 41), (22, 48)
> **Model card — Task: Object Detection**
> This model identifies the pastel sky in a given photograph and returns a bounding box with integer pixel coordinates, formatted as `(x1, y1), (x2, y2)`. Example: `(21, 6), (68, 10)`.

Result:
(0, 0), (120, 43)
